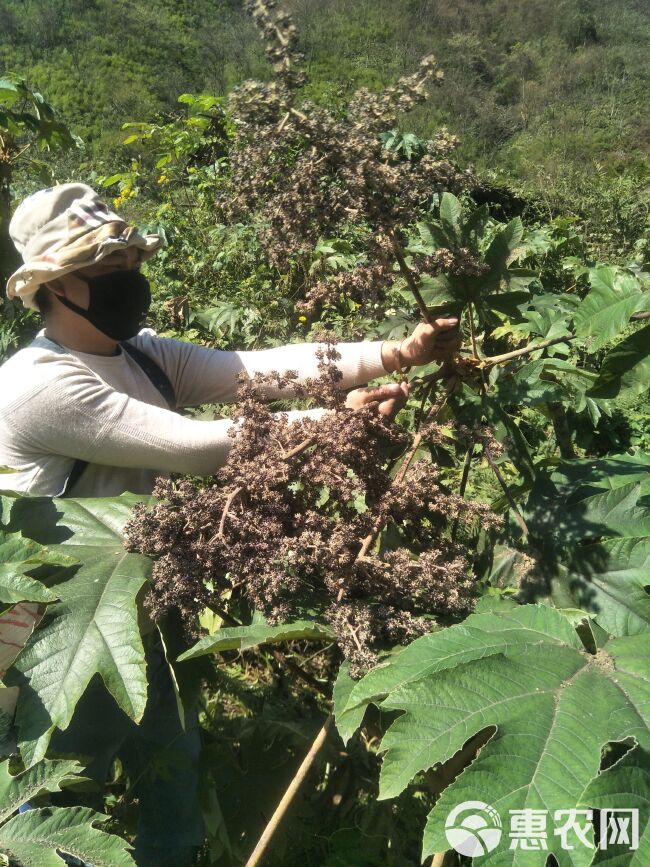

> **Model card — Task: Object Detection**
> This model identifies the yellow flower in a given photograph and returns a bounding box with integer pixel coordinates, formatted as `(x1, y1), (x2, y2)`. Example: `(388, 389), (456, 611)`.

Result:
(298, 315), (307, 322)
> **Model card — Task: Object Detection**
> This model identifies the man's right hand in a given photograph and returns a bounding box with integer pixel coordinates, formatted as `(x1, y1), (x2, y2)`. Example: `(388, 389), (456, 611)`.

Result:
(345, 382), (409, 419)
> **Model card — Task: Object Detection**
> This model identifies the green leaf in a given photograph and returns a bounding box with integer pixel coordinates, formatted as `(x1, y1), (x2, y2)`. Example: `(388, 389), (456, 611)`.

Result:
(0, 530), (70, 605)
(334, 606), (579, 742)
(0, 757), (82, 824)
(439, 193), (462, 244)
(413, 221), (450, 252)
(4, 496), (151, 767)
(551, 453), (650, 499)
(483, 290), (533, 317)
(340, 605), (649, 866)
(0, 807), (135, 866)
(527, 460), (650, 635)
(0, 757), (135, 865)
(589, 323), (650, 400)
(566, 481), (650, 539)
(0, 78), (20, 94)
(568, 536), (650, 637)
(579, 744), (650, 866)
(420, 633), (649, 864)
(461, 203), (491, 250)
(574, 268), (650, 350)
(178, 618), (334, 660)
(333, 661), (366, 745)
(484, 218), (525, 274)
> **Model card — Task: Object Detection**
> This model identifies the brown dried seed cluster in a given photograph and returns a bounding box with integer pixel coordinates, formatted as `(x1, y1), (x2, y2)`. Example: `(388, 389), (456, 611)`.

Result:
(126, 347), (498, 675)
(218, 0), (473, 280)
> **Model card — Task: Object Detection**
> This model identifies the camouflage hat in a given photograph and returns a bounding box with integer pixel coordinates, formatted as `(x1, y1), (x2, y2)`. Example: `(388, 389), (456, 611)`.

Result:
(6, 183), (164, 309)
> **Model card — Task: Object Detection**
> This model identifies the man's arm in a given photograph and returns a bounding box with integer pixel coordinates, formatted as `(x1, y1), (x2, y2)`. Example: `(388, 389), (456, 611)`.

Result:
(132, 334), (388, 408)
(134, 317), (460, 408)
(7, 371), (328, 477)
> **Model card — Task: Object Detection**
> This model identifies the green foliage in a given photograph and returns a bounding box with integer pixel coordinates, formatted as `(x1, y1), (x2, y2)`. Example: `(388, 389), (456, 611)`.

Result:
(525, 455), (650, 636)
(589, 323), (650, 400)
(580, 744), (650, 865)
(336, 604), (650, 864)
(179, 616), (334, 660)
(574, 266), (650, 350)
(410, 193), (536, 322)
(0, 757), (135, 865)
(3, 495), (151, 767)
(0, 75), (78, 152)
(1, 0), (648, 257)
(0, 528), (71, 606)
(0, 1), (649, 860)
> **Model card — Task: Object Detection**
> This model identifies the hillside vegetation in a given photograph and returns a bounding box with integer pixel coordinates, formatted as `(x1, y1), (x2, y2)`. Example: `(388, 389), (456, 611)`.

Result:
(1, 0), (649, 238)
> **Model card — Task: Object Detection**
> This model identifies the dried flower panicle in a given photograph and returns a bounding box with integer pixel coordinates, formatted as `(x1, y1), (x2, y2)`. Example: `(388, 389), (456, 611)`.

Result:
(126, 345), (498, 675)
(218, 0), (473, 297)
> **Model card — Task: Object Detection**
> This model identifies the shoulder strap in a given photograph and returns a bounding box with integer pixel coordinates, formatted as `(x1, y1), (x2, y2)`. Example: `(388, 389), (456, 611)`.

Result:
(29, 335), (177, 496)
(120, 342), (176, 412)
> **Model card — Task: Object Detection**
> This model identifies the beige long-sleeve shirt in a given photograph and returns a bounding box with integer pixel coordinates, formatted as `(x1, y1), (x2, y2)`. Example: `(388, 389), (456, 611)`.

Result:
(0, 330), (387, 497)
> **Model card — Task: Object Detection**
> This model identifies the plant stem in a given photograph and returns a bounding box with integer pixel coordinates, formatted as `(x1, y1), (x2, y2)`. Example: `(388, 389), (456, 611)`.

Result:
(336, 385), (453, 603)
(245, 714), (335, 867)
(482, 334), (574, 367)
(468, 302), (479, 359)
(483, 446), (529, 538)
(216, 486), (243, 540)
(548, 402), (576, 459)
(451, 441), (475, 541)
(484, 310), (650, 368)
(389, 229), (433, 324)
(281, 435), (315, 459)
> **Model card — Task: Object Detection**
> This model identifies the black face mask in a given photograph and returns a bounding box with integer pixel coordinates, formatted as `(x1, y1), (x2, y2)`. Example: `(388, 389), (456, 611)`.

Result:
(58, 269), (151, 341)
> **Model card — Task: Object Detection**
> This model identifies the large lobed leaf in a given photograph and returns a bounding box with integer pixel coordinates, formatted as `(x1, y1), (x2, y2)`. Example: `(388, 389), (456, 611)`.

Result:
(580, 745), (650, 867)
(0, 757), (135, 865)
(525, 456), (650, 636)
(335, 605), (650, 866)
(589, 323), (650, 401)
(3, 496), (151, 767)
(0, 529), (71, 606)
(574, 267), (650, 351)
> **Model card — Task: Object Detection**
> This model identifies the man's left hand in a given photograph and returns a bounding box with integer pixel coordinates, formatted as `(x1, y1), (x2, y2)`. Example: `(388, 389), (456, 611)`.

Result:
(381, 317), (461, 372)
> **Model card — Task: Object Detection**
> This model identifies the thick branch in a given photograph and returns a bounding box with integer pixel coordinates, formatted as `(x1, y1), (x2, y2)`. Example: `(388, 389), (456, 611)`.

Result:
(483, 334), (574, 367)
(483, 447), (529, 538)
(484, 309), (650, 368)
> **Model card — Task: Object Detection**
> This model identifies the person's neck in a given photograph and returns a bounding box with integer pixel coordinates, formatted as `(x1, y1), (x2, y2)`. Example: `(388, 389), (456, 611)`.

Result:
(44, 317), (120, 357)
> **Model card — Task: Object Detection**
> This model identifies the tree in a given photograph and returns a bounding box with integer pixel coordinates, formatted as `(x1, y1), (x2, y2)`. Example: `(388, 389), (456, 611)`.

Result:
(0, 75), (80, 292)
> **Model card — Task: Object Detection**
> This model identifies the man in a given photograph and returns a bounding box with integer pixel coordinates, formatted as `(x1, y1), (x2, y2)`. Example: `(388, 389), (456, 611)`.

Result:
(1, 184), (460, 497)
(0, 183), (460, 864)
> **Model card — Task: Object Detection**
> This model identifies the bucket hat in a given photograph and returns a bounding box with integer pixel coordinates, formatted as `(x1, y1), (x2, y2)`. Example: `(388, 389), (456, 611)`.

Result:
(6, 183), (163, 309)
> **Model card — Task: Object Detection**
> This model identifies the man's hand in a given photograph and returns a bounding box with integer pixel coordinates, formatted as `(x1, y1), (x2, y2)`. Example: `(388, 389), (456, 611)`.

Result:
(381, 317), (461, 372)
(345, 382), (409, 419)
